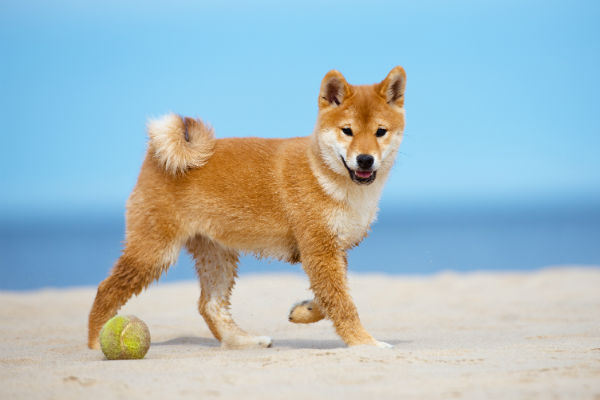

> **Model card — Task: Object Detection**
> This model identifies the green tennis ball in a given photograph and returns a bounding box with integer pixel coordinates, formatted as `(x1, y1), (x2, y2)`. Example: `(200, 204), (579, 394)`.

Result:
(99, 315), (151, 360)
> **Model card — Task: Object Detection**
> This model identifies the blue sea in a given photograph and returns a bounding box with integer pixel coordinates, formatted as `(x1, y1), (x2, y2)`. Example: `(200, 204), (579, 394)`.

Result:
(1, 204), (599, 290)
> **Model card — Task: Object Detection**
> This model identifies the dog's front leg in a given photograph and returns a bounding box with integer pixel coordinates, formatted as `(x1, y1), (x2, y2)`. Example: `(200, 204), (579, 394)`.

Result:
(298, 241), (391, 347)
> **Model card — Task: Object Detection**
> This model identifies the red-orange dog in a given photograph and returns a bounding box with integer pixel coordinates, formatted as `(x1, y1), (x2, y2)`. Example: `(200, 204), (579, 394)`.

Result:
(88, 67), (406, 349)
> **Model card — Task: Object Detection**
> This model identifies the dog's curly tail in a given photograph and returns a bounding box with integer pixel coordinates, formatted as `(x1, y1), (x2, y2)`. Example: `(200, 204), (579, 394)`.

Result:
(147, 113), (216, 175)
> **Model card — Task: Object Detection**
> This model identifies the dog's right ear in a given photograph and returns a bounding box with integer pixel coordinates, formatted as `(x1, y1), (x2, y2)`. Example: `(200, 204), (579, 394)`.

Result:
(377, 66), (406, 108)
(319, 70), (351, 109)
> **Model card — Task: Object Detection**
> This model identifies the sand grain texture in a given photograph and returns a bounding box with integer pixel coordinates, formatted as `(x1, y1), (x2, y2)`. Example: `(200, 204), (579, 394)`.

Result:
(1, 267), (599, 399)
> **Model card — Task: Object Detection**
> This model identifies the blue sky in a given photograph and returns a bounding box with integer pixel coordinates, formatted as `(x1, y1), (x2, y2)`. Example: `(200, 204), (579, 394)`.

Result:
(1, 0), (599, 215)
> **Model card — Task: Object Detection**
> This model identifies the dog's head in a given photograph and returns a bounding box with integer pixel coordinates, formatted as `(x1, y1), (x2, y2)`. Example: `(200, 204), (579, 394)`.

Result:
(314, 66), (406, 185)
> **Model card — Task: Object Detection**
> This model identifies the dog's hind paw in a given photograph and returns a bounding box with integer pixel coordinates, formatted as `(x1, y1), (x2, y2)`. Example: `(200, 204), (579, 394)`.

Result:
(255, 336), (273, 348)
(374, 340), (393, 349)
(222, 334), (273, 349)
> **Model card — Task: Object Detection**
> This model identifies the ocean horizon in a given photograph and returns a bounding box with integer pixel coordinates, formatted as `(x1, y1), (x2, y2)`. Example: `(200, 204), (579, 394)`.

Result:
(2, 202), (599, 290)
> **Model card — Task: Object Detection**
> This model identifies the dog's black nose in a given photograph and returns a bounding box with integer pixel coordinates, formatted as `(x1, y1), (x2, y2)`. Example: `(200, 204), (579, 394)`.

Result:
(356, 154), (374, 169)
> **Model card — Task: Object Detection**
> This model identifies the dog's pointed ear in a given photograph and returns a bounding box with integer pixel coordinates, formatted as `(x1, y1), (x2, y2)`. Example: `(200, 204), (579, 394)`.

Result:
(319, 70), (351, 109)
(378, 66), (406, 108)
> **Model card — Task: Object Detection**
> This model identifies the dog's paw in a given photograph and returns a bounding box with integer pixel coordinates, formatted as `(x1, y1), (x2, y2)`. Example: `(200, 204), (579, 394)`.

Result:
(222, 334), (272, 349)
(351, 340), (393, 349)
(374, 340), (393, 349)
(255, 336), (273, 348)
(88, 340), (100, 350)
(288, 299), (325, 324)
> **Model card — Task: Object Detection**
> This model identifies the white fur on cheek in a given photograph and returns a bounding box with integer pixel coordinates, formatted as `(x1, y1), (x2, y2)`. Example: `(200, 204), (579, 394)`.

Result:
(381, 131), (403, 165)
(317, 129), (349, 175)
(380, 110), (405, 167)
(371, 156), (382, 171)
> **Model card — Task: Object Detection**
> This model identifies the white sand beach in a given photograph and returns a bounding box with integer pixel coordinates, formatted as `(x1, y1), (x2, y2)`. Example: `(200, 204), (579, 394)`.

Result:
(1, 267), (599, 399)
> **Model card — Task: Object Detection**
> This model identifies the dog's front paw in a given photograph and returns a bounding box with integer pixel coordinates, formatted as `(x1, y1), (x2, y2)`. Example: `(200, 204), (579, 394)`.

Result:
(374, 340), (393, 349)
(351, 339), (394, 348)
(288, 299), (325, 324)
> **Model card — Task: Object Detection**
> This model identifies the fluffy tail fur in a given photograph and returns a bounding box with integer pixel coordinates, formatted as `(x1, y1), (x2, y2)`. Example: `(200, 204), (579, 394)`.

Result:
(147, 113), (216, 175)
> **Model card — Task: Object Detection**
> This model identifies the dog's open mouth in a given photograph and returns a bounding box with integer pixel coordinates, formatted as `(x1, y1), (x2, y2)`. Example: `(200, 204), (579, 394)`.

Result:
(340, 156), (377, 185)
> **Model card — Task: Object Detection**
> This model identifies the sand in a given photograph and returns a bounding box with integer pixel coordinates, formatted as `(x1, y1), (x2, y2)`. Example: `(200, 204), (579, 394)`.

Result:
(1, 267), (599, 399)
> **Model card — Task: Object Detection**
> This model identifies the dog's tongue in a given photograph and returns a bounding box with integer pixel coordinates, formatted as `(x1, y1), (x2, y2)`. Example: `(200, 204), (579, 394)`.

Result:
(355, 170), (372, 179)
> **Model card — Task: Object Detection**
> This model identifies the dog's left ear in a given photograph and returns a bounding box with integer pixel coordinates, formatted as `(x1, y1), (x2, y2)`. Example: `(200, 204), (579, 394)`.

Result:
(319, 70), (352, 109)
(377, 66), (406, 108)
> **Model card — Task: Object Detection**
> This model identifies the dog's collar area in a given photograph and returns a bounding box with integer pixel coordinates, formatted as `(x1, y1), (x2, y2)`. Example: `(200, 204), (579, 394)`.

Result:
(340, 156), (377, 185)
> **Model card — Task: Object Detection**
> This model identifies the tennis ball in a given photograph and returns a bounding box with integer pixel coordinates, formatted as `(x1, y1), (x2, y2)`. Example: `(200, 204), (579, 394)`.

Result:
(99, 315), (151, 360)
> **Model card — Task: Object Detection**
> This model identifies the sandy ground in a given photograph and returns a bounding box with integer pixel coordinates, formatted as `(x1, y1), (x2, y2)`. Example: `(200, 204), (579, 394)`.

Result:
(1, 267), (599, 399)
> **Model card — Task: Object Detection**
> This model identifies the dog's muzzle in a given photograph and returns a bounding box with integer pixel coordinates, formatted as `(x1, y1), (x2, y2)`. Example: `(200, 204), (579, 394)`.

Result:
(340, 156), (377, 185)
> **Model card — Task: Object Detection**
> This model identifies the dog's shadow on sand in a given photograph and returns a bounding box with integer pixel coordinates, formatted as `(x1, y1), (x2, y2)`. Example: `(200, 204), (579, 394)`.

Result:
(274, 338), (411, 349)
(153, 336), (410, 349)
(153, 336), (220, 347)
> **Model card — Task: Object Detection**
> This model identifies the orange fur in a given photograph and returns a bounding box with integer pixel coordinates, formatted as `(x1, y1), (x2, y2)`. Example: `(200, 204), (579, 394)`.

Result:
(88, 66), (407, 349)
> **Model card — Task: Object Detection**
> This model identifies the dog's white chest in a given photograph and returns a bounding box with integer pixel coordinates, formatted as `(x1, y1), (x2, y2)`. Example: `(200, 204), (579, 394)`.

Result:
(326, 186), (381, 248)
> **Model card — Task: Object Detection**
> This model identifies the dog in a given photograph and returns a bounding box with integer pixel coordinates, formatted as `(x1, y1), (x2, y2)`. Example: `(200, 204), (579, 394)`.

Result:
(88, 66), (406, 349)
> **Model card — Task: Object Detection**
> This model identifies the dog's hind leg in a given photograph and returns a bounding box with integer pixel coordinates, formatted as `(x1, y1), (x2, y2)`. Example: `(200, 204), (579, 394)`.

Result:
(288, 299), (325, 323)
(187, 235), (272, 349)
(88, 228), (181, 349)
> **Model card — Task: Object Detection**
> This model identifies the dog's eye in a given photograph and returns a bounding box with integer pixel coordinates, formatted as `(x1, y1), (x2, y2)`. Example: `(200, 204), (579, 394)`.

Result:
(375, 128), (387, 137)
(341, 127), (353, 136)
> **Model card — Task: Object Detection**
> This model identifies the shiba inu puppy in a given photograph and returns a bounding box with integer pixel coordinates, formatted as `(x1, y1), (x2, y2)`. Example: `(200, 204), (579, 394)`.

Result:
(88, 66), (406, 349)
